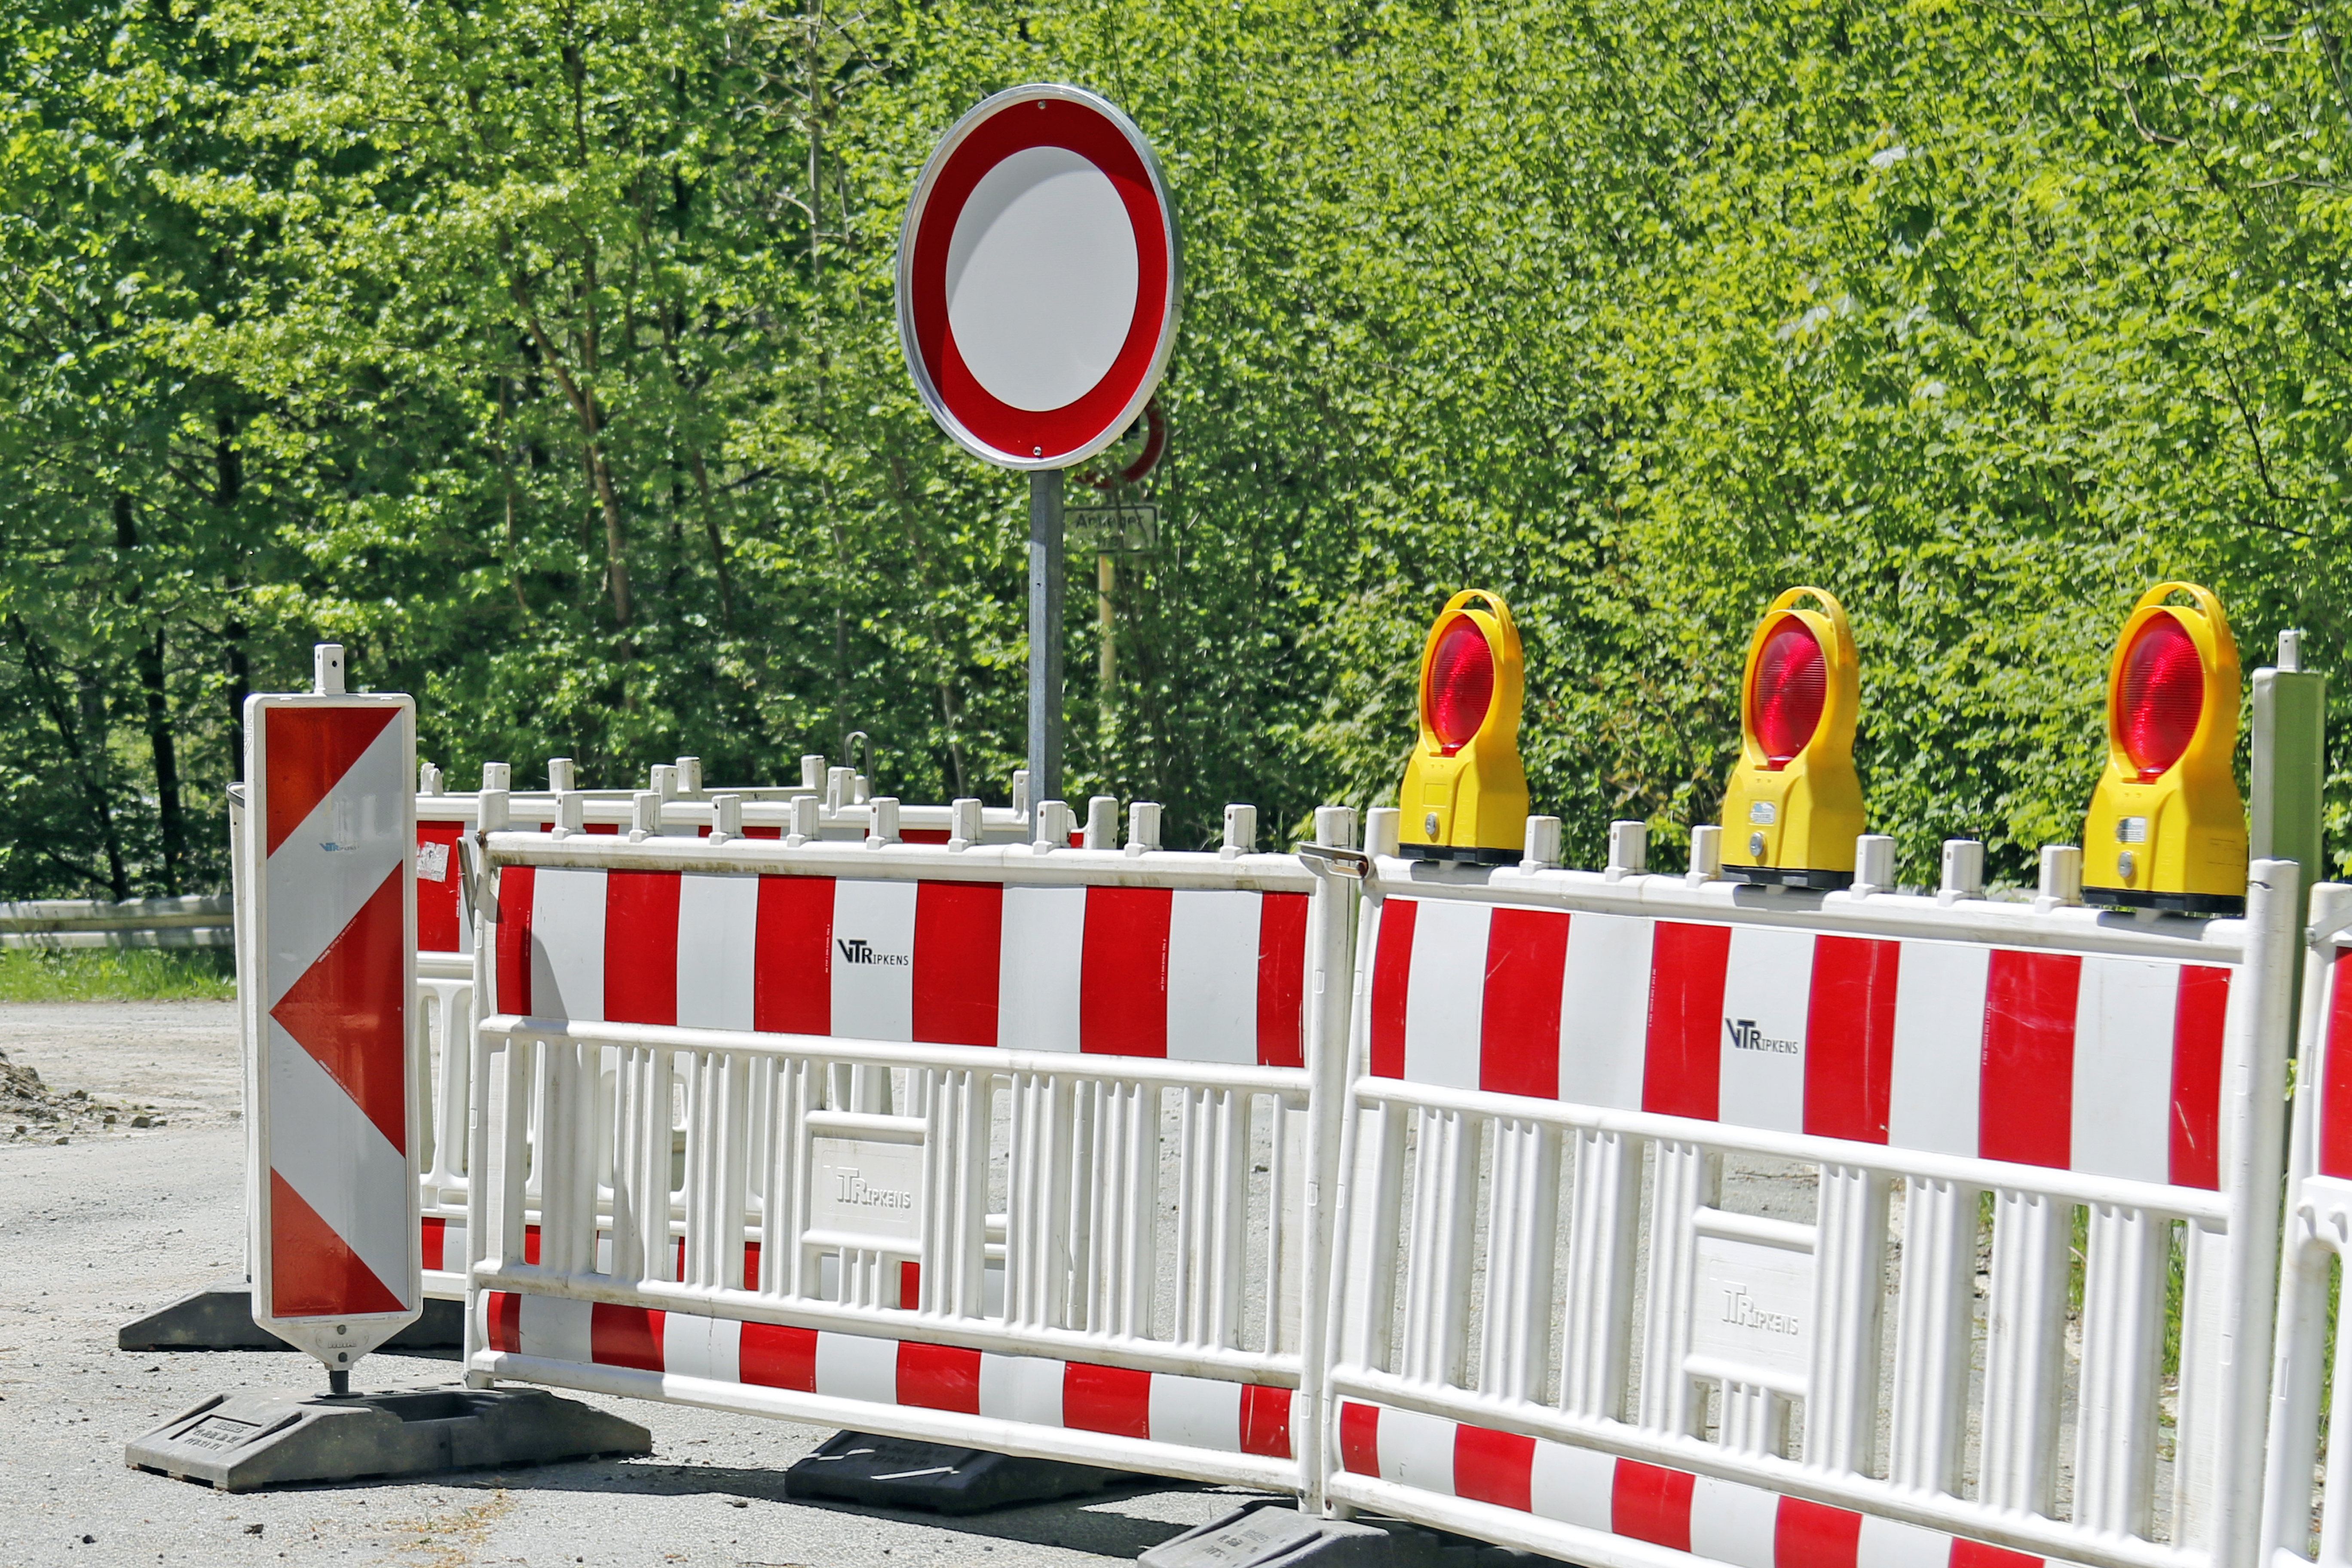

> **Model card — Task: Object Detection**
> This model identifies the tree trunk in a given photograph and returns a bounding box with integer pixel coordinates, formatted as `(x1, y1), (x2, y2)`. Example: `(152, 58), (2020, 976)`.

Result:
(114, 493), (184, 894)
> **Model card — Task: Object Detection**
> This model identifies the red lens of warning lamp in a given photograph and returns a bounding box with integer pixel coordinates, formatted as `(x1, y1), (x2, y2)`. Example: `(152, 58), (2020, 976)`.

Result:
(1425, 616), (1494, 755)
(1749, 616), (1826, 768)
(2117, 615), (2204, 780)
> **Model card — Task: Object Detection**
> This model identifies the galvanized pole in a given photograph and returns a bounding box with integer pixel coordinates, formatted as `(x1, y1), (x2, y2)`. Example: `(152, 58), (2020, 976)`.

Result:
(2251, 628), (2326, 1031)
(1026, 469), (1065, 820)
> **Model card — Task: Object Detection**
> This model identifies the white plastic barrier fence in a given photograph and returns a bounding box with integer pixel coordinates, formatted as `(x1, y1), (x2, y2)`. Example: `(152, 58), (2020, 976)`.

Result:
(459, 806), (1359, 1495)
(2261, 881), (2352, 1568)
(1322, 841), (2295, 1568)
(410, 771), (1039, 1299)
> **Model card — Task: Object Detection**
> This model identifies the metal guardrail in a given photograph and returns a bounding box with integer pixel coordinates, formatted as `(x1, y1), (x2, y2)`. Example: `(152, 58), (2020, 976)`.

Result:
(0, 895), (234, 949)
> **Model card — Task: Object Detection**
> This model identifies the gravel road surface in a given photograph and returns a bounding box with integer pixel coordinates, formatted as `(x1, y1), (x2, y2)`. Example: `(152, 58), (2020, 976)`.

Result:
(0, 1002), (1264, 1568)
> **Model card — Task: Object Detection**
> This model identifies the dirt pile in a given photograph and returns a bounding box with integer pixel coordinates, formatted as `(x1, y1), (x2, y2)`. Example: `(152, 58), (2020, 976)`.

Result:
(0, 1045), (153, 1143)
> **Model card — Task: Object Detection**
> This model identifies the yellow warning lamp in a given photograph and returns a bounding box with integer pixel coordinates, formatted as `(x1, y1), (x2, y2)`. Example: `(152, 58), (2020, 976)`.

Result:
(1718, 587), (1865, 888)
(2082, 582), (2246, 914)
(1398, 590), (1528, 864)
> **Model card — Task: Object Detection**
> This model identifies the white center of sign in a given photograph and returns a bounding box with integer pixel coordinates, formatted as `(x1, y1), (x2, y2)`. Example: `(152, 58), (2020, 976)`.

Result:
(945, 145), (1139, 412)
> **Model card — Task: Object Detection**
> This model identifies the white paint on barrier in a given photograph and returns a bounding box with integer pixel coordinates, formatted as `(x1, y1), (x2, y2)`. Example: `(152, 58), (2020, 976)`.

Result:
(1887, 939), (1989, 1156)
(1405, 900), (1488, 1090)
(1557, 912), (1653, 1110)
(675, 873), (758, 1032)
(2072, 956), (2179, 1185)
(1166, 889), (1261, 1065)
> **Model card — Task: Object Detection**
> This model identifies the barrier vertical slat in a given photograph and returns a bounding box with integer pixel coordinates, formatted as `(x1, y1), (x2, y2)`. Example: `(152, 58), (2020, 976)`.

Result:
(1978, 1188), (2069, 1513)
(2213, 862), (2297, 1568)
(1807, 1161), (1889, 1473)
(1007, 1070), (1073, 1330)
(1886, 1174), (1977, 1493)
(920, 1066), (989, 1317)
(606, 1044), (652, 1281)
(1114, 1083), (1158, 1337)
(1560, 1127), (1641, 1421)
(1339, 1101), (1406, 1374)
(2074, 1201), (2165, 1534)
(1640, 1139), (1718, 1435)
(1400, 1106), (1476, 1386)
(1295, 822), (1360, 1517)
(2177, 1217), (2229, 1547)
(1479, 1117), (1559, 1403)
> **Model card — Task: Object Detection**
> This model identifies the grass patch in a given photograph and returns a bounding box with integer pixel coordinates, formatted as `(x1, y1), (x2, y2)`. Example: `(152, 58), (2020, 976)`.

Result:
(0, 946), (236, 1002)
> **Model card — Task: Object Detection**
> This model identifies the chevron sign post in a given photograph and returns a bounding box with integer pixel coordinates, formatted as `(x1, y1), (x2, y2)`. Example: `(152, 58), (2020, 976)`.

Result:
(244, 644), (420, 1382)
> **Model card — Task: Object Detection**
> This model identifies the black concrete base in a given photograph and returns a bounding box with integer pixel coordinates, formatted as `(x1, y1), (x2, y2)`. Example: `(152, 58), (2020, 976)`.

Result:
(784, 1430), (1136, 1515)
(1719, 865), (1853, 891)
(2085, 885), (2242, 916)
(126, 1385), (650, 1491)
(119, 1281), (464, 1353)
(1139, 1500), (1456, 1565)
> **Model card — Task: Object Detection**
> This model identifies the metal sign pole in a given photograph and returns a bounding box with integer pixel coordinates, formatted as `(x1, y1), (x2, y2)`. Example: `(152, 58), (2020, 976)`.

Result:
(1027, 467), (1065, 820)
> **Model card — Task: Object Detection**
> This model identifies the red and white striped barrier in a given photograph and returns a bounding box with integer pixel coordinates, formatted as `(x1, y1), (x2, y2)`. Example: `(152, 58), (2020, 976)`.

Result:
(242, 662), (420, 1371)
(2261, 886), (2352, 1568)
(1325, 843), (2295, 1568)
(1335, 1400), (2056, 1568)
(476, 1292), (1295, 1484)
(1369, 897), (2230, 1187)
(459, 817), (1358, 1501)
(493, 864), (1309, 1065)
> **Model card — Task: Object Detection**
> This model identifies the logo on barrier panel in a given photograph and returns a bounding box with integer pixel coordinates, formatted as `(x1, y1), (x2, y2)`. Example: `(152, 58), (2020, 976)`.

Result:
(245, 685), (421, 1369)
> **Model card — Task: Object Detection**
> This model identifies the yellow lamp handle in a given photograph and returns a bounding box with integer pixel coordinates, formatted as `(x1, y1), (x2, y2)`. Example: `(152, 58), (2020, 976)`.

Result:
(2130, 581), (2233, 647)
(1764, 585), (1854, 665)
(1440, 588), (1518, 649)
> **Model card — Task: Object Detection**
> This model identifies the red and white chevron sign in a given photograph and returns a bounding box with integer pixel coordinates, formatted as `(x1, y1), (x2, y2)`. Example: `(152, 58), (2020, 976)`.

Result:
(245, 678), (420, 1369)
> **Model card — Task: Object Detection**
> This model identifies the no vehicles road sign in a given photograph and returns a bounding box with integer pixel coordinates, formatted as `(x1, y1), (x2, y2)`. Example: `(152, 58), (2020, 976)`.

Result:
(897, 85), (1181, 471)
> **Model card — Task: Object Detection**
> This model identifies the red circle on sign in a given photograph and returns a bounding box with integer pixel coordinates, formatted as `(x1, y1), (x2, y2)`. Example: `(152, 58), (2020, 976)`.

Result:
(897, 86), (1181, 469)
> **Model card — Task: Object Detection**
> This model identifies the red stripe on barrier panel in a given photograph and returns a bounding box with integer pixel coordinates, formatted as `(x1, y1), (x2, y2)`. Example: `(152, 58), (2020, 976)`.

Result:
(740, 1322), (818, 1390)
(496, 866), (535, 1016)
(899, 1261), (921, 1308)
(1774, 1496), (1862, 1568)
(590, 1304), (666, 1372)
(743, 1240), (761, 1292)
(1239, 1384), (1292, 1458)
(1949, 1540), (2043, 1568)
(421, 1216), (446, 1271)
(486, 1290), (522, 1354)
(913, 881), (1003, 1047)
(1369, 902), (1418, 1079)
(1803, 936), (1899, 1143)
(1081, 887), (1172, 1056)
(1611, 1458), (1695, 1551)
(1338, 1400), (1381, 1476)
(753, 876), (834, 1035)
(1644, 924), (1731, 1120)
(1453, 1421), (1535, 1512)
(263, 706), (399, 855)
(604, 870), (682, 1026)
(1256, 892), (1310, 1069)
(524, 1223), (541, 1265)
(1064, 1362), (1152, 1439)
(898, 1341), (982, 1413)
(1979, 949), (2081, 1168)
(417, 821), (465, 952)
(1481, 909), (1568, 1099)
(743, 825), (781, 840)
(903, 829), (951, 844)
(269, 865), (409, 1152)
(268, 1169), (405, 1317)
(2169, 966), (2230, 1188)
(2326, 951), (2352, 1179)
(584, 822), (620, 836)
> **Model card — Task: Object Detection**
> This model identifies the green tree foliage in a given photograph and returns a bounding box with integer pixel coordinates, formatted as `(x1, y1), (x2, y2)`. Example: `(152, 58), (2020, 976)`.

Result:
(5, 0), (2352, 894)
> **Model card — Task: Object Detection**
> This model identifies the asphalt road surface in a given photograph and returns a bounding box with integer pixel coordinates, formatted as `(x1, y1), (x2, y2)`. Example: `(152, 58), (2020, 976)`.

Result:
(0, 1001), (1268, 1568)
